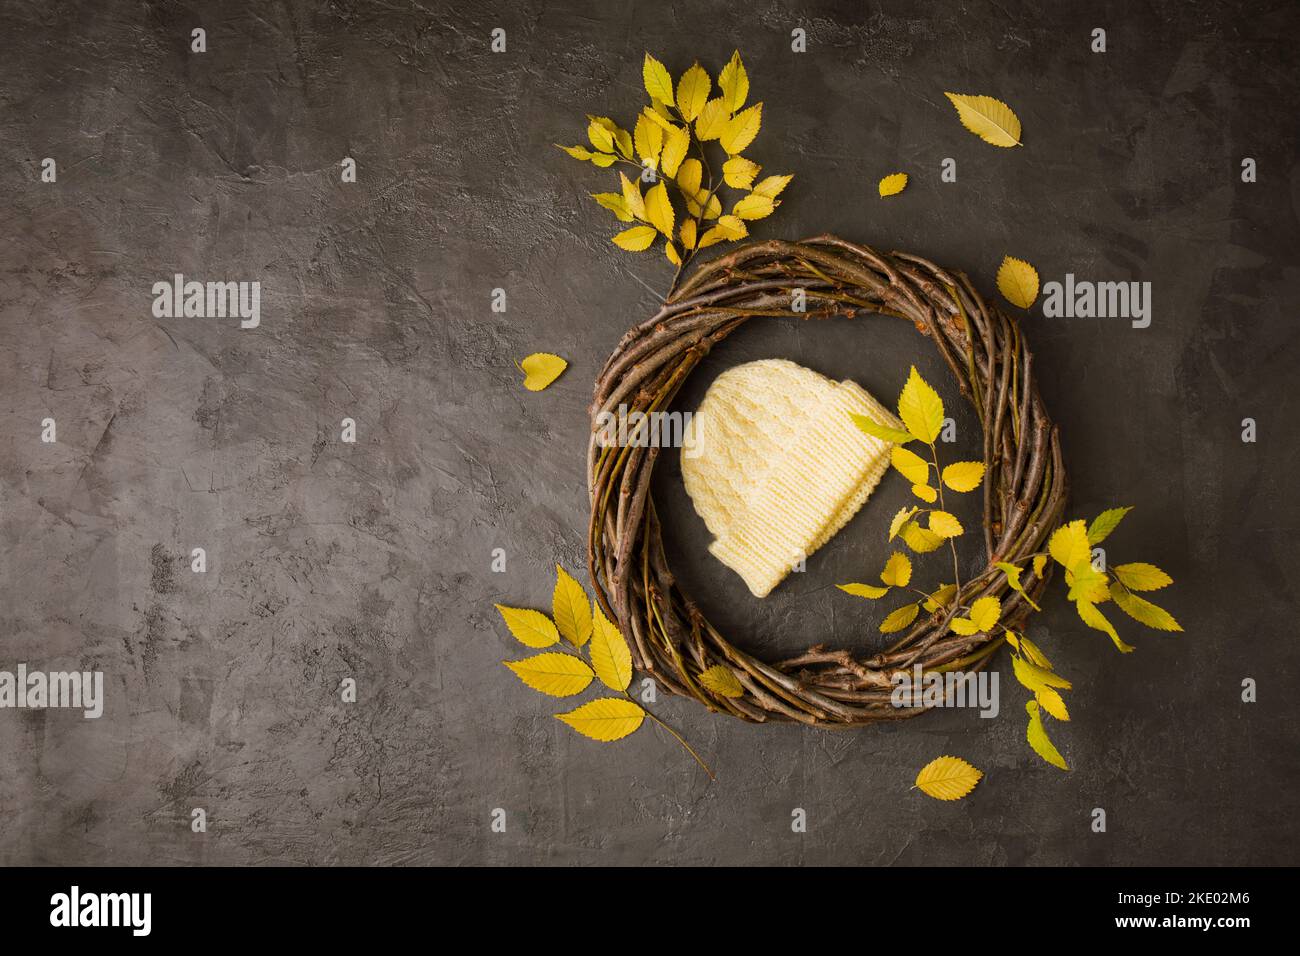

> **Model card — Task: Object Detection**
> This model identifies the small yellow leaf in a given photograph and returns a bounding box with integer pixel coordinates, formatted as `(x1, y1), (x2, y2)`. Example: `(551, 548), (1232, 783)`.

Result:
(697, 225), (727, 248)
(557, 144), (594, 161)
(969, 596), (1001, 631)
(1036, 686), (1070, 721)
(997, 256), (1039, 309)
(1111, 587), (1182, 632)
(731, 193), (775, 220)
(641, 105), (675, 132)
(495, 604), (560, 648)
(881, 552), (913, 588)
(891, 445), (930, 483)
(720, 102), (762, 155)
(1012, 654), (1071, 693)
(694, 97), (730, 141)
(950, 617), (980, 636)
(851, 412), (913, 444)
(912, 483), (938, 504)
(995, 561), (1040, 611)
(633, 113), (663, 166)
(659, 125), (690, 177)
(676, 158), (703, 196)
(838, 582), (890, 599)
(688, 191), (723, 219)
(1112, 563), (1173, 592)
(889, 506), (918, 541)
(901, 521), (945, 553)
(518, 353), (568, 392)
(752, 174), (793, 199)
(503, 653), (594, 697)
(1026, 700), (1069, 770)
(715, 214), (747, 240)
(611, 225), (657, 251)
(698, 664), (744, 698)
(665, 241), (680, 266)
(619, 172), (645, 220)
(556, 697), (645, 742)
(1016, 633), (1053, 669)
(588, 152), (616, 168)
(590, 605), (634, 692)
(915, 755), (983, 801)
(1087, 506), (1132, 544)
(591, 192), (632, 222)
(878, 172), (908, 197)
(1032, 555), (1048, 579)
(880, 602), (920, 634)
(898, 365), (945, 444)
(723, 155), (761, 189)
(922, 583), (958, 613)
(644, 181), (675, 237)
(643, 53), (675, 105)
(718, 50), (749, 113)
(1077, 599), (1134, 653)
(941, 461), (985, 492)
(611, 127), (634, 160)
(552, 565), (592, 647)
(1066, 564), (1110, 603)
(587, 118), (615, 153)
(928, 511), (963, 538)
(1048, 520), (1091, 571)
(944, 92), (1023, 147)
(676, 62), (711, 122)
(679, 219), (697, 250)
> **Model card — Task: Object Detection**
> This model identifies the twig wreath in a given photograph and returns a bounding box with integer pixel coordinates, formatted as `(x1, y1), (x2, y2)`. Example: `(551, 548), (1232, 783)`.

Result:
(587, 236), (1064, 725)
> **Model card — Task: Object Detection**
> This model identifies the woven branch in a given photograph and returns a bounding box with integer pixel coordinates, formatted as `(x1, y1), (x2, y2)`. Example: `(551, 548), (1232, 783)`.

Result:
(586, 236), (1068, 726)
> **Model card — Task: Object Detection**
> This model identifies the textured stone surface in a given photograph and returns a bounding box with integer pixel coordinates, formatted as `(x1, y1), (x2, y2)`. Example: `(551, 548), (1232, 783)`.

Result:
(1, 0), (1297, 865)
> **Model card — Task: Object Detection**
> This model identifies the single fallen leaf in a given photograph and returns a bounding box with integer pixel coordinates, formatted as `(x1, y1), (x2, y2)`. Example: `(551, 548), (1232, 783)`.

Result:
(997, 256), (1040, 309)
(915, 755), (983, 800)
(698, 664), (744, 698)
(503, 653), (594, 697)
(611, 225), (656, 251)
(718, 50), (749, 112)
(643, 53), (675, 105)
(589, 605), (633, 692)
(556, 697), (646, 741)
(944, 92), (1023, 147)
(495, 604), (560, 648)
(878, 172), (908, 197)
(517, 352), (568, 391)
(552, 565), (592, 647)
(1026, 700), (1069, 769)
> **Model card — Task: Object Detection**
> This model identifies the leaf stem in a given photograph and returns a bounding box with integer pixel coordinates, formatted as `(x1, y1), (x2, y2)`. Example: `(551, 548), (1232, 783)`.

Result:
(631, 693), (715, 780)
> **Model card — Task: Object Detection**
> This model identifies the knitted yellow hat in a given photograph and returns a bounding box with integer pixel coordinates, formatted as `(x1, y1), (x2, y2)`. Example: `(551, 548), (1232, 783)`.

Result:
(682, 359), (903, 598)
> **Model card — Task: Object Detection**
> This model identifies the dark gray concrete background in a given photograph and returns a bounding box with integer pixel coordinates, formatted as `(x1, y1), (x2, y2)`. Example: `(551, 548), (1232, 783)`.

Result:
(1, 0), (1297, 865)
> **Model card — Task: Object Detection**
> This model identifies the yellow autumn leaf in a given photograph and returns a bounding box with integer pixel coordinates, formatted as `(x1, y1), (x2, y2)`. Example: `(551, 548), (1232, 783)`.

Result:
(723, 155), (761, 189)
(880, 602), (920, 634)
(1032, 555), (1048, 579)
(665, 241), (680, 266)
(715, 214), (747, 240)
(889, 505), (918, 540)
(588, 152), (616, 168)
(922, 583), (958, 613)
(1014, 632), (1053, 669)
(1012, 654), (1071, 693)
(898, 365), (945, 444)
(503, 652), (594, 697)
(1066, 564), (1110, 603)
(619, 172), (645, 220)
(587, 118), (615, 153)
(611, 225), (657, 252)
(679, 219), (697, 250)
(878, 172), (908, 197)
(1036, 686), (1070, 721)
(552, 565), (592, 647)
(676, 63), (711, 122)
(915, 755), (983, 801)
(633, 113), (662, 167)
(1026, 700), (1068, 769)
(694, 97), (729, 141)
(590, 605), (633, 692)
(1048, 520), (1091, 571)
(1077, 599), (1134, 653)
(941, 460), (985, 492)
(838, 582), (890, 599)
(659, 124), (690, 177)
(698, 664), (744, 698)
(902, 521), (945, 553)
(891, 445), (930, 484)
(912, 483), (938, 504)
(720, 102), (762, 155)
(697, 225), (727, 248)
(518, 353), (568, 392)
(851, 412), (913, 444)
(731, 193), (775, 220)
(752, 174), (793, 199)
(592, 192), (632, 222)
(676, 158), (703, 196)
(644, 181), (675, 236)
(1111, 588), (1182, 632)
(557, 144), (595, 161)
(949, 617), (980, 636)
(969, 596), (1001, 631)
(997, 256), (1039, 309)
(556, 697), (645, 742)
(718, 50), (749, 113)
(1112, 563), (1173, 591)
(928, 511), (963, 538)
(881, 552), (913, 588)
(1087, 506), (1132, 544)
(687, 191), (723, 219)
(641, 105), (675, 132)
(995, 561), (1040, 611)
(643, 53), (675, 105)
(495, 604), (560, 648)
(944, 92), (1023, 147)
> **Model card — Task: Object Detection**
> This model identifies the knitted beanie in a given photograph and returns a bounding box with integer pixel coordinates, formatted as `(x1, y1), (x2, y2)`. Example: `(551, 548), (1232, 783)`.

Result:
(681, 359), (903, 598)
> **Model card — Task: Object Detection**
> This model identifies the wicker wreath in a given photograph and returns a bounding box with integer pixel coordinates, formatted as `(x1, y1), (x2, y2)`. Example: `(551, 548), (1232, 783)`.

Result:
(587, 236), (1068, 726)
